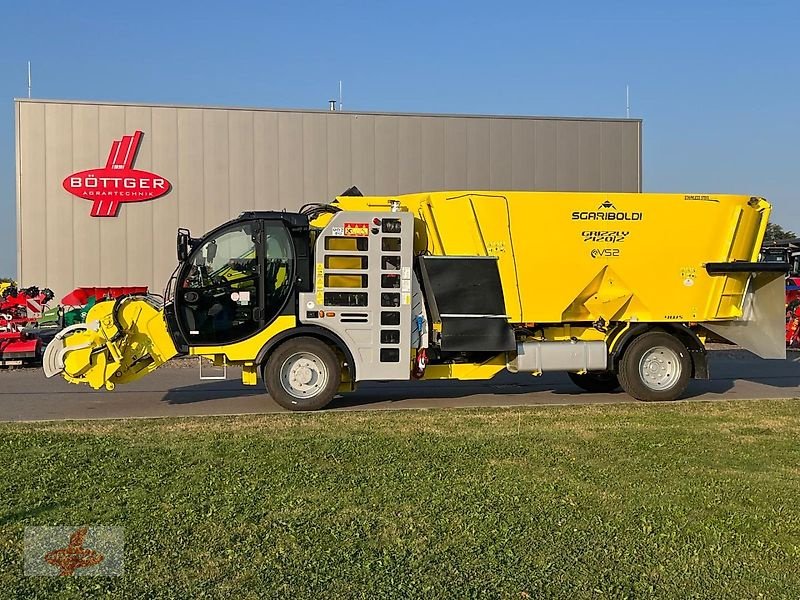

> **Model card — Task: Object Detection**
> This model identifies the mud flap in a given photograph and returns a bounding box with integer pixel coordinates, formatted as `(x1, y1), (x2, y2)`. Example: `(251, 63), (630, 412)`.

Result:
(703, 272), (786, 359)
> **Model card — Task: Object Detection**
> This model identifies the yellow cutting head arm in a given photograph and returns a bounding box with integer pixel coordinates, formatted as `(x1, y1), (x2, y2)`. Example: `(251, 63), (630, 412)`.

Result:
(43, 296), (178, 390)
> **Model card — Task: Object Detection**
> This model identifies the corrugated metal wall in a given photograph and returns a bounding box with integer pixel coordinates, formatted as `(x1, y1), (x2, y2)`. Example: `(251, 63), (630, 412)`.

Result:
(16, 100), (642, 297)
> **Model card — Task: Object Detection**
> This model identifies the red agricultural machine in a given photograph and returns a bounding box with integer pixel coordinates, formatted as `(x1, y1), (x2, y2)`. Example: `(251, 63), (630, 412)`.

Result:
(0, 284), (148, 367)
(0, 284), (54, 366)
(761, 240), (800, 348)
(785, 277), (800, 348)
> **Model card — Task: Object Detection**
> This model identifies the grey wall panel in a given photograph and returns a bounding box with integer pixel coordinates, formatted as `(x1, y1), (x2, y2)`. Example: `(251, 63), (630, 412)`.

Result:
(398, 117), (422, 193)
(253, 110), (280, 211)
(466, 118), (490, 189)
(326, 113), (352, 198)
(621, 122), (641, 194)
(151, 107), (180, 293)
(600, 121), (624, 192)
(374, 116), (399, 194)
(125, 105), (155, 289)
(228, 110), (256, 216)
(14, 103), (21, 281)
(277, 112), (303, 208)
(578, 121), (603, 192)
(419, 118), (445, 191)
(97, 105), (127, 288)
(202, 109), (230, 231)
(533, 120), (557, 190)
(71, 103), (101, 288)
(351, 115), (375, 194)
(176, 109), (205, 236)
(443, 118), (468, 190)
(555, 121), (580, 191)
(511, 121), (536, 190)
(16, 100), (641, 297)
(44, 103), (74, 294)
(18, 102), (47, 286)
(489, 118), (512, 188)
(302, 112), (328, 205)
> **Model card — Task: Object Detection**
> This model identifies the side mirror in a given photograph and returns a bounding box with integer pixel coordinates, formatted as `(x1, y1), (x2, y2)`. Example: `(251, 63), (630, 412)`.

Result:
(177, 229), (191, 262)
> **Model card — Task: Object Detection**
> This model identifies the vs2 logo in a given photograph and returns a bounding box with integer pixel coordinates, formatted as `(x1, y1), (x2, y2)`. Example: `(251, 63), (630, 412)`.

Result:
(590, 248), (620, 258)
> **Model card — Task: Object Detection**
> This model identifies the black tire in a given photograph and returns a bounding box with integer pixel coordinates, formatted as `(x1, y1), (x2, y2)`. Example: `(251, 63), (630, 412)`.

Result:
(617, 331), (691, 402)
(263, 337), (341, 411)
(567, 371), (620, 393)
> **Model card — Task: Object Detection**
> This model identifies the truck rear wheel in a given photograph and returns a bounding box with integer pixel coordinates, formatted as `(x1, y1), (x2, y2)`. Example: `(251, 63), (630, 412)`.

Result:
(567, 371), (620, 393)
(618, 331), (691, 402)
(263, 337), (341, 411)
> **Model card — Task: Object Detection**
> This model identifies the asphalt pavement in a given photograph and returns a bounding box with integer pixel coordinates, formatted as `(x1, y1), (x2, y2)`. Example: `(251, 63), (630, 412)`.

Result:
(1, 350), (799, 422)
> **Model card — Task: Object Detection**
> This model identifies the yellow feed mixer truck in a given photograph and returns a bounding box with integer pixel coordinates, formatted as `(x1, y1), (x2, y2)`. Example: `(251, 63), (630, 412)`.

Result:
(44, 189), (787, 410)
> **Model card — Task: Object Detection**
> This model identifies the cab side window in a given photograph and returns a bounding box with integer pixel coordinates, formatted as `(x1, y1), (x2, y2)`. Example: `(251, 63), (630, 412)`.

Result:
(264, 222), (294, 317)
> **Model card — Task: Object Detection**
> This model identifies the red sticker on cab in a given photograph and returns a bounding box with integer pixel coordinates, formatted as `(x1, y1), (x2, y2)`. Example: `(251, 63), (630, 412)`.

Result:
(343, 222), (370, 237)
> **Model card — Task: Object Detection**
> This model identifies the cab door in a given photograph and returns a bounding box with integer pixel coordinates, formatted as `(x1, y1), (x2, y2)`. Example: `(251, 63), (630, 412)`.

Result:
(176, 220), (264, 345)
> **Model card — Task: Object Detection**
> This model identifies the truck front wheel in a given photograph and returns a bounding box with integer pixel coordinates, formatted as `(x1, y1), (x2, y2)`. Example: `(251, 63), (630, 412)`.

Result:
(618, 331), (691, 402)
(263, 337), (342, 411)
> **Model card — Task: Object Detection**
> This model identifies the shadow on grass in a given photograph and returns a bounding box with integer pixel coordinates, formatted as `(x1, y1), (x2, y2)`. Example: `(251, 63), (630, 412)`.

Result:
(0, 502), (58, 526)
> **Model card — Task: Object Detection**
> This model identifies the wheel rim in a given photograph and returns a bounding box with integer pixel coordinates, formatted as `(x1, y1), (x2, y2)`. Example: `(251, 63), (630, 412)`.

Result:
(279, 352), (329, 399)
(638, 346), (682, 391)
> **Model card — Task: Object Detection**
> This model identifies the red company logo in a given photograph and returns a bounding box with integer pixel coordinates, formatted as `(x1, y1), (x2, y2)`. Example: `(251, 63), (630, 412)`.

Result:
(62, 131), (171, 217)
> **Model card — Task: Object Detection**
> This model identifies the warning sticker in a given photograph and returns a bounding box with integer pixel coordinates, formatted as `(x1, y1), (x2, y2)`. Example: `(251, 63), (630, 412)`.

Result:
(315, 263), (324, 297)
(344, 222), (370, 237)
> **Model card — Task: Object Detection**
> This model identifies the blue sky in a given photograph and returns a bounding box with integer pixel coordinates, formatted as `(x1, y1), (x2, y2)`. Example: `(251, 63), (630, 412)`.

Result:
(0, 0), (798, 278)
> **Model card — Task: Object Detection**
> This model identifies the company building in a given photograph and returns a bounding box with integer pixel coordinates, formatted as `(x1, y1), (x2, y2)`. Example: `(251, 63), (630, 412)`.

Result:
(15, 99), (642, 296)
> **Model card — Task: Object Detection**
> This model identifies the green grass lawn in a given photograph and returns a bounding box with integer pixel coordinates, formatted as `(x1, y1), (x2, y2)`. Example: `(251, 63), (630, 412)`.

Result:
(1, 400), (800, 599)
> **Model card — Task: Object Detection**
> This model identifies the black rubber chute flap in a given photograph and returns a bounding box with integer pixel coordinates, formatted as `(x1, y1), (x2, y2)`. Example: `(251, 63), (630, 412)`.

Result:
(418, 256), (515, 352)
(419, 256), (507, 317)
(438, 316), (515, 352)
